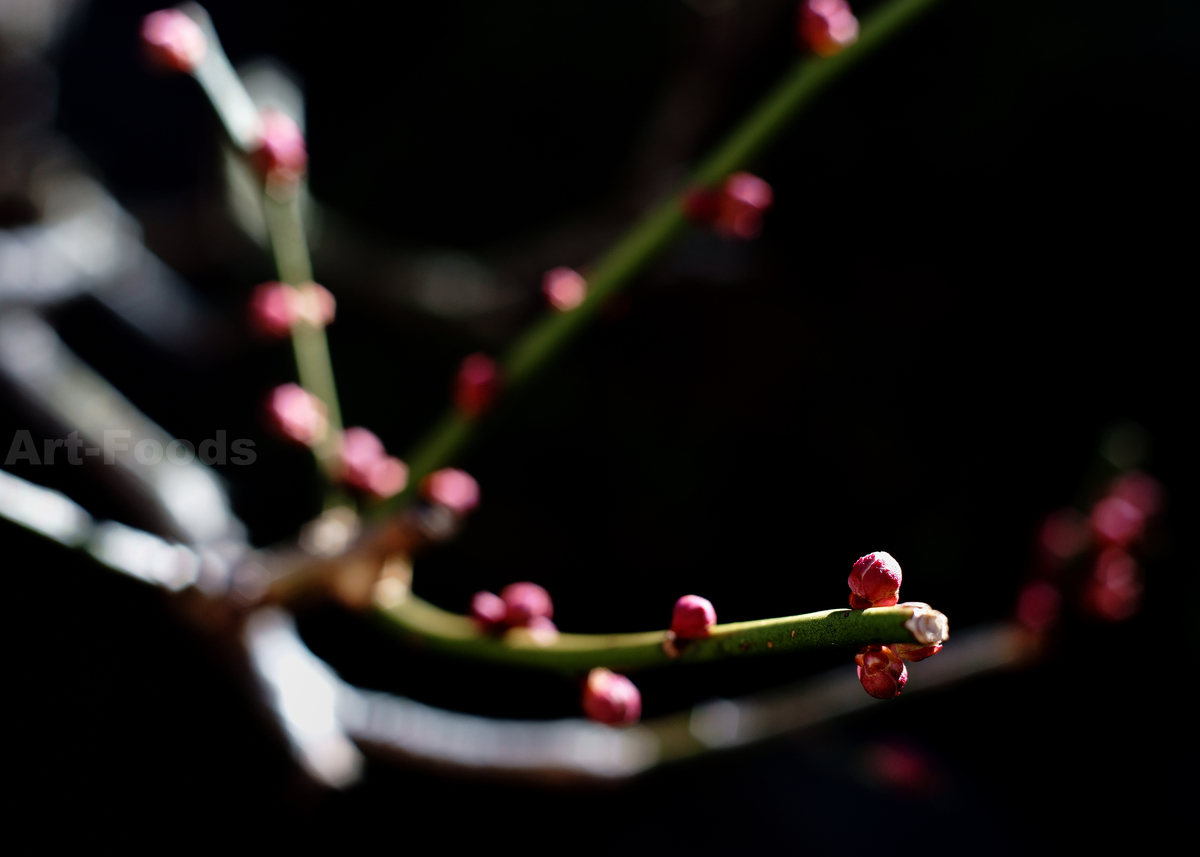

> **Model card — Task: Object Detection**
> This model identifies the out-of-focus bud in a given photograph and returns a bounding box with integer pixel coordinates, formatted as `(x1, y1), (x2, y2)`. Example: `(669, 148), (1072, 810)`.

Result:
(542, 267), (587, 312)
(501, 581), (553, 628)
(1015, 580), (1062, 632)
(454, 353), (501, 419)
(798, 0), (859, 57)
(420, 468), (481, 516)
(670, 594), (717, 640)
(1038, 508), (1091, 563)
(471, 590), (507, 630)
(848, 551), (902, 608)
(265, 383), (328, 447)
(1090, 495), (1145, 548)
(337, 427), (408, 499)
(250, 108), (308, 184)
(855, 645), (907, 699)
(1082, 547), (1143, 622)
(683, 173), (774, 240)
(141, 9), (206, 74)
(293, 282), (336, 328)
(248, 281), (298, 338)
(893, 641), (942, 662)
(525, 615), (560, 645)
(582, 668), (642, 726)
(1109, 471), (1164, 517)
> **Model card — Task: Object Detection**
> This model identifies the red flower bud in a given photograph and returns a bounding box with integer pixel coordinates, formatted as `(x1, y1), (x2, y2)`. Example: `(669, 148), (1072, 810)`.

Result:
(454, 353), (501, 419)
(420, 468), (480, 516)
(893, 641), (942, 662)
(542, 267), (587, 312)
(855, 645), (907, 699)
(337, 427), (408, 499)
(848, 551), (902, 608)
(265, 383), (328, 447)
(141, 9), (206, 74)
(248, 281), (298, 338)
(670, 594), (717, 639)
(1090, 495), (1144, 548)
(250, 108), (308, 184)
(798, 0), (859, 58)
(683, 173), (774, 240)
(471, 590), (507, 630)
(500, 581), (553, 627)
(1082, 547), (1143, 622)
(582, 668), (642, 726)
(1015, 580), (1062, 632)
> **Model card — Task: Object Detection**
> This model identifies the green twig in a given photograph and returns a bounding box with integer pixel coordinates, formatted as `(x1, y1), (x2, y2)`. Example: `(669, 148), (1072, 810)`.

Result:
(375, 595), (947, 674)
(381, 0), (947, 509)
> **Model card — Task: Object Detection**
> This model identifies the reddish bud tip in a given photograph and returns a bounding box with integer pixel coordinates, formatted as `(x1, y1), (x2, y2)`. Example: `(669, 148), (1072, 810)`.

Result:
(855, 645), (907, 699)
(265, 383), (328, 447)
(250, 108), (308, 184)
(454, 353), (501, 419)
(500, 581), (553, 627)
(420, 468), (481, 515)
(848, 551), (902, 608)
(471, 590), (507, 630)
(542, 267), (587, 312)
(1090, 495), (1145, 548)
(1082, 547), (1143, 622)
(337, 427), (408, 499)
(141, 9), (206, 74)
(1015, 580), (1062, 632)
(670, 594), (717, 639)
(798, 0), (859, 58)
(893, 641), (943, 662)
(582, 668), (642, 726)
(248, 281), (298, 338)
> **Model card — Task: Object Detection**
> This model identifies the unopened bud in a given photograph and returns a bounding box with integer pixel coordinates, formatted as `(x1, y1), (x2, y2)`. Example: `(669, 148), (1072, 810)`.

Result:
(1090, 495), (1144, 548)
(848, 551), (902, 608)
(1109, 471), (1164, 517)
(248, 281), (298, 338)
(542, 267), (587, 312)
(501, 582), (553, 627)
(337, 427), (408, 499)
(250, 108), (308, 184)
(798, 0), (859, 58)
(454, 353), (501, 419)
(582, 668), (642, 726)
(141, 9), (206, 74)
(265, 383), (328, 447)
(682, 173), (774, 240)
(293, 282), (336, 328)
(855, 645), (907, 699)
(471, 590), (507, 630)
(1082, 547), (1143, 622)
(670, 594), (717, 640)
(420, 468), (481, 515)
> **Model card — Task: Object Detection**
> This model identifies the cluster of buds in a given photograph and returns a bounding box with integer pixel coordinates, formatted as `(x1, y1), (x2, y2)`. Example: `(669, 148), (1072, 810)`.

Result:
(582, 668), (642, 726)
(140, 9), (206, 74)
(336, 427), (408, 500)
(248, 281), (336, 338)
(250, 108), (308, 185)
(797, 0), (860, 57)
(471, 582), (557, 638)
(682, 172), (774, 240)
(542, 267), (588, 313)
(454, 353), (501, 419)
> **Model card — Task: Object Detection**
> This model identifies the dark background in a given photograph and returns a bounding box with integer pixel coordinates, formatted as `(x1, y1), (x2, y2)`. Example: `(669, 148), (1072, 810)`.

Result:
(7, 0), (1193, 849)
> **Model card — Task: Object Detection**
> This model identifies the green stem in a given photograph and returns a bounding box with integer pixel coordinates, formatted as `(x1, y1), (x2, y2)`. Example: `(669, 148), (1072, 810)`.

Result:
(374, 596), (944, 674)
(380, 0), (947, 507)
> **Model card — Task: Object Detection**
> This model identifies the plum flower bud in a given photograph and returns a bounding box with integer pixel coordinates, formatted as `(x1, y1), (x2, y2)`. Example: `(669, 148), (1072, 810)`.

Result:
(420, 468), (480, 515)
(293, 282), (336, 328)
(848, 551), (902, 608)
(337, 427), (408, 499)
(542, 267), (587, 312)
(798, 0), (859, 58)
(265, 383), (328, 447)
(855, 645), (907, 699)
(471, 590), (507, 630)
(454, 353), (501, 418)
(1090, 495), (1145, 548)
(582, 668), (642, 726)
(141, 9), (206, 74)
(248, 282), (298, 338)
(682, 172), (774, 240)
(1109, 471), (1164, 517)
(1082, 547), (1143, 622)
(670, 594), (717, 640)
(501, 582), (553, 628)
(250, 108), (308, 184)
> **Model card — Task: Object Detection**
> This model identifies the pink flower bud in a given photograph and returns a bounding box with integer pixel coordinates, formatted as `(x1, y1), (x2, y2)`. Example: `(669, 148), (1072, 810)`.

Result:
(248, 281), (298, 338)
(848, 551), (902, 609)
(670, 594), (717, 640)
(500, 582), (553, 627)
(471, 591), (507, 630)
(798, 0), (859, 58)
(1109, 471), (1164, 517)
(420, 468), (480, 515)
(582, 668), (642, 726)
(1090, 495), (1144, 548)
(682, 173), (774, 240)
(265, 383), (328, 447)
(1082, 547), (1143, 622)
(1015, 580), (1062, 632)
(293, 282), (336, 328)
(542, 267), (587, 312)
(893, 641), (942, 662)
(454, 353), (501, 419)
(855, 645), (907, 699)
(141, 9), (206, 74)
(337, 427), (408, 499)
(250, 108), (308, 184)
